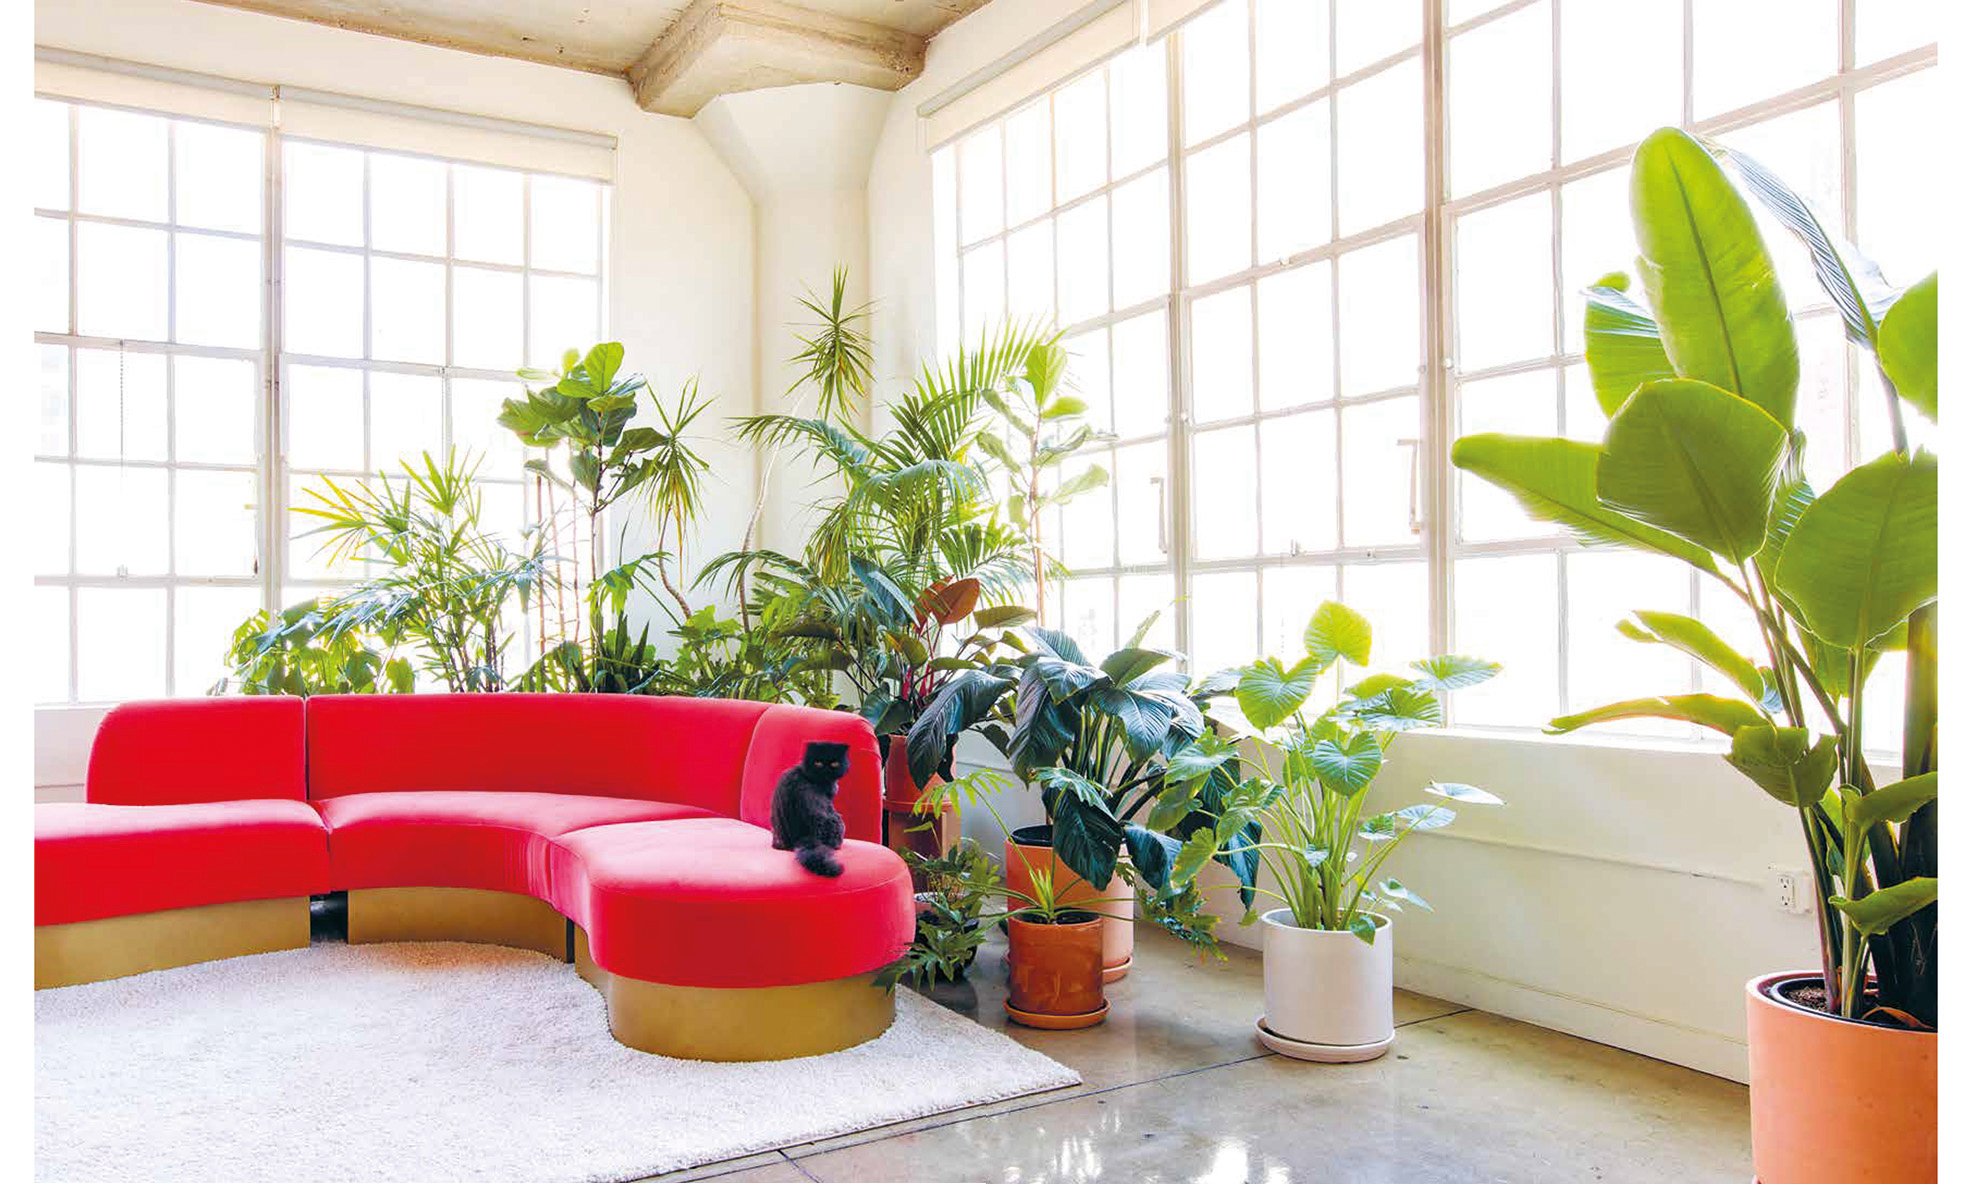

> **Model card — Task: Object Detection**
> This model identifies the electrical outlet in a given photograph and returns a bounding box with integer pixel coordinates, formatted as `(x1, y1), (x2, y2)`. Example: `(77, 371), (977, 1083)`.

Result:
(1769, 865), (1813, 915)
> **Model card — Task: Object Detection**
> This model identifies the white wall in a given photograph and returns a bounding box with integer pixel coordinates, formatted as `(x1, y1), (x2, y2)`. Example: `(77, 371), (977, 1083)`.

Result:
(32, 0), (758, 797)
(873, 0), (1825, 1084)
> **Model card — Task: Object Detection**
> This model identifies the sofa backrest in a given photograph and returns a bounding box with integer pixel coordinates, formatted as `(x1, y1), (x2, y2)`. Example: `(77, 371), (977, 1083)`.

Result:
(88, 697), (307, 806)
(736, 703), (883, 843)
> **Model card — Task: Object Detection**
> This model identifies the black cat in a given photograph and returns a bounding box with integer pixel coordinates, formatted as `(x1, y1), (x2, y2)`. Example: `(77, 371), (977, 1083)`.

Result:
(771, 741), (850, 877)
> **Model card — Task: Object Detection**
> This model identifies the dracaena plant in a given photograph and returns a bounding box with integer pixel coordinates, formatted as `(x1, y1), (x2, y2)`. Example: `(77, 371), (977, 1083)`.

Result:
(1162, 602), (1504, 940)
(1452, 127), (1937, 1027)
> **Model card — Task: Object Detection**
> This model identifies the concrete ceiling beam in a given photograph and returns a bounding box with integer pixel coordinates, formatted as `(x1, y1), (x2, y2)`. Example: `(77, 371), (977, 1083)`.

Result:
(627, 0), (924, 118)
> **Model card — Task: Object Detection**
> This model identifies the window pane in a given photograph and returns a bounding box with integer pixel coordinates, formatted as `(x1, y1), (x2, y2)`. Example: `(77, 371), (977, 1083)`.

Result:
(1185, 132), (1252, 285)
(529, 174), (602, 272)
(1063, 328), (1110, 432)
(1558, 167), (1631, 353)
(1004, 101), (1052, 225)
(1452, 554), (1558, 726)
(1255, 0), (1330, 112)
(1715, 102), (1842, 310)
(1060, 575), (1118, 657)
(36, 99), (69, 212)
(530, 274), (601, 370)
(452, 266), (525, 371)
(1558, 0), (1680, 163)
(1057, 451), (1116, 570)
(35, 587), (71, 703)
(77, 587), (168, 701)
(957, 126), (1004, 243)
(288, 474), (365, 582)
(371, 256), (446, 363)
(1109, 40), (1169, 177)
(1192, 425), (1258, 559)
(453, 165), (525, 265)
(37, 216), (69, 334)
(1111, 310), (1170, 438)
(1119, 573), (1178, 647)
(173, 355), (257, 465)
(1189, 570), (1259, 673)
(1340, 559), (1427, 685)
(1566, 551), (1694, 724)
(175, 585), (258, 696)
(77, 222), (169, 341)
(1855, 70), (1939, 288)
(176, 232), (263, 349)
(1334, 0), (1420, 76)
(960, 242), (1005, 342)
(1692, 0), (1836, 119)
(1335, 58), (1422, 234)
(76, 107), (168, 222)
(1190, 286), (1254, 424)
(1055, 195), (1109, 325)
(1006, 219), (1055, 321)
(1054, 71), (1107, 203)
(1794, 313), (1849, 490)
(75, 464), (169, 575)
(1336, 234), (1419, 395)
(1456, 193), (1555, 369)
(369, 371), (444, 472)
(1182, 0), (1250, 146)
(450, 377), (527, 479)
(175, 120), (263, 235)
(36, 463), (70, 577)
(1260, 407), (1338, 555)
(286, 364), (365, 471)
(284, 247), (365, 357)
(40, 344), (70, 456)
(1856, 0), (1937, 65)
(1110, 167), (1171, 309)
(76, 348), (168, 461)
(369, 152), (447, 256)
(1860, 652), (1906, 756)
(285, 141), (365, 246)
(1449, 0), (1552, 197)
(1115, 439), (1169, 565)
(1256, 99), (1330, 262)
(1458, 369), (1558, 542)
(174, 469), (258, 576)
(1257, 259), (1334, 410)
(1338, 393), (1419, 547)
(1263, 563), (1339, 665)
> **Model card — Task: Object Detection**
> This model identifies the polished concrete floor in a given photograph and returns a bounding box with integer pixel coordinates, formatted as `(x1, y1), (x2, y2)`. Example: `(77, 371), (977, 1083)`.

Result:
(648, 934), (1752, 1184)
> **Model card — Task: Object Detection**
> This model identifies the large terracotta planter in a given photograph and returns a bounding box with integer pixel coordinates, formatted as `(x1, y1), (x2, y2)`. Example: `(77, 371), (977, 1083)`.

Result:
(1004, 912), (1106, 1028)
(881, 740), (958, 874)
(1746, 971), (1937, 1183)
(1003, 826), (1133, 981)
(1257, 909), (1393, 1062)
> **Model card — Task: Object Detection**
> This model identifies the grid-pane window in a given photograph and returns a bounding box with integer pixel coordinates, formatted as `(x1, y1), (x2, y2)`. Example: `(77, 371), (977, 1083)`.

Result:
(936, 0), (1934, 749)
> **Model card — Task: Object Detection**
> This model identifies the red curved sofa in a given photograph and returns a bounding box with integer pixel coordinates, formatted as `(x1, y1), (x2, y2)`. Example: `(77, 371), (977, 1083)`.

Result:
(34, 694), (915, 1061)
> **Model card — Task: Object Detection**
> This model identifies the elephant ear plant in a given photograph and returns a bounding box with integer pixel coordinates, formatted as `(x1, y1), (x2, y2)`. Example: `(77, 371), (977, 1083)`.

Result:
(1164, 602), (1505, 938)
(1452, 127), (1937, 1027)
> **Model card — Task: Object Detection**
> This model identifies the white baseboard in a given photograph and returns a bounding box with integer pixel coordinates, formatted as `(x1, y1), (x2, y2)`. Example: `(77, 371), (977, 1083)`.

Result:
(1393, 954), (1750, 1084)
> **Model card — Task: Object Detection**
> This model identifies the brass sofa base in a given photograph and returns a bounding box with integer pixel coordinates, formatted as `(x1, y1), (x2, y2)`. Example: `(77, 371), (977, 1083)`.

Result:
(35, 896), (312, 990)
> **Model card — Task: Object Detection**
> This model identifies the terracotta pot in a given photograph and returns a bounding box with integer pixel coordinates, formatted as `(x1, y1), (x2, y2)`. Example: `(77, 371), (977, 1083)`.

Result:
(1004, 912), (1106, 1028)
(882, 740), (958, 874)
(1746, 971), (1937, 1183)
(1003, 827), (1133, 981)
(1259, 909), (1393, 1061)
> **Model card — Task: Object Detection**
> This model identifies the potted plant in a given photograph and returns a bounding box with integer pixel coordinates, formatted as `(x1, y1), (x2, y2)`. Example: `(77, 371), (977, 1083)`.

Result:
(903, 837), (997, 981)
(1453, 127), (1936, 1182)
(1163, 601), (1503, 1061)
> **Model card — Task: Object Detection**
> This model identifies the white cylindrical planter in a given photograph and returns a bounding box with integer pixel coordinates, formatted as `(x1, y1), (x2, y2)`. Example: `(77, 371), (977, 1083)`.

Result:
(1257, 909), (1395, 1062)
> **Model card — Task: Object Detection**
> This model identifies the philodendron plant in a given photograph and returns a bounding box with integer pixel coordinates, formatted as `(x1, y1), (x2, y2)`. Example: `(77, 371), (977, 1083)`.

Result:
(1163, 602), (1504, 939)
(1453, 127), (1937, 1027)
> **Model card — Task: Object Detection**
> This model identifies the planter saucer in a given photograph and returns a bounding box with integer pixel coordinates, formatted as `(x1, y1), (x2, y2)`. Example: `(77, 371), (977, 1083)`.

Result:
(1101, 955), (1133, 984)
(1254, 1017), (1393, 1063)
(1006, 999), (1110, 1030)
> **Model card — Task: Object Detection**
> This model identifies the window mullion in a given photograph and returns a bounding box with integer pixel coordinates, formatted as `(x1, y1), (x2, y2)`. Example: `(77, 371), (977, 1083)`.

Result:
(1164, 29), (1193, 662)
(261, 125), (286, 618)
(1421, 0), (1455, 669)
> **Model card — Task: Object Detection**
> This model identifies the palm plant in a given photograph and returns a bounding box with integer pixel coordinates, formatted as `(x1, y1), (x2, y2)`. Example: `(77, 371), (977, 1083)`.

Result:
(1452, 127), (1936, 1026)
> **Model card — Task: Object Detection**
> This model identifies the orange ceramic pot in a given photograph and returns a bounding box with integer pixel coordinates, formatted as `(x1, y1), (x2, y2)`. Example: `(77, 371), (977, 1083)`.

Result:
(1745, 971), (1937, 1183)
(882, 740), (958, 873)
(1003, 828), (1133, 981)
(1005, 912), (1106, 1028)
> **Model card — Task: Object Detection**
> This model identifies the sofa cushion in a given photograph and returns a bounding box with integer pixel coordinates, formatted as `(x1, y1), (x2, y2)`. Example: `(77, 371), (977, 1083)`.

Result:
(321, 790), (712, 893)
(87, 697), (306, 806)
(546, 818), (915, 989)
(36, 799), (330, 926)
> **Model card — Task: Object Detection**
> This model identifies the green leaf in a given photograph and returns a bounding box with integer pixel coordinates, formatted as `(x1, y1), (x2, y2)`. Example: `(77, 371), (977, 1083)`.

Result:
(582, 342), (625, 390)
(1346, 684), (1443, 731)
(1451, 434), (1719, 574)
(1303, 601), (1372, 668)
(1235, 657), (1322, 729)
(1616, 610), (1768, 707)
(1346, 672), (1414, 699)
(1844, 771), (1937, 828)
(1775, 450), (1937, 650)
(1547, 693), (1770, 736)
(1409, 654), (1501, 691)
(1051, 462), (1110, 503)
(1169, 826), (1219, 890)
(1596, 378), (1788, 562)
(1583, 275), (1678, 417)
(1379, 878), (1433, 911)
(1726, 726), (1838, 808)
(1392, 804), (1454, 832)
(970, 604), (1035, 630)
(1307, 731), (1383, 795)
(1100, 646), (1175, 687)
(1828, 877), (1937, 938)
(1877, 273), (1937, 419)
(1347, 913), (1380, 945)
(1630, 127), (1799, 427)
(1423, 781), (1503, 806)
(1045, 776), (1125, 889)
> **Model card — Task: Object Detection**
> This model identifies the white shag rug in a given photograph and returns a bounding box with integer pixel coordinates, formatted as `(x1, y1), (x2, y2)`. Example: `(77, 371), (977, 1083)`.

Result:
(36, 941), (1079, 1182)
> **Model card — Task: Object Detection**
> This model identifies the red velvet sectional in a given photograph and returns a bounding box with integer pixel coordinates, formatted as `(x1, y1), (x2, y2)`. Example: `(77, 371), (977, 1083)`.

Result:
(34, 695), (915, 1060)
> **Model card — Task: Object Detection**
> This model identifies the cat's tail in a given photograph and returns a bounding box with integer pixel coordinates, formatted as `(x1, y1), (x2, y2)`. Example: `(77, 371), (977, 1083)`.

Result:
(794, 842), (844, 878)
